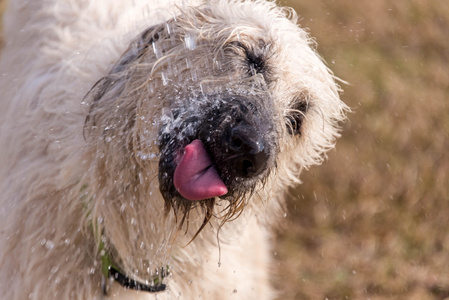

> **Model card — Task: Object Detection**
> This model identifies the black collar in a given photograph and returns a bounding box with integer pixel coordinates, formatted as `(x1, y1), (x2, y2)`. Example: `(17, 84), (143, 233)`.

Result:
(98, 237), (168, 294)
(87, 205), (167, 294)
(108, 266), (167, 293)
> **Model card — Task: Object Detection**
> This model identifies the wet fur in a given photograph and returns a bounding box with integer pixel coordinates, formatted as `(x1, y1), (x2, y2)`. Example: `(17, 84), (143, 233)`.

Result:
(0, 0), (348, 299)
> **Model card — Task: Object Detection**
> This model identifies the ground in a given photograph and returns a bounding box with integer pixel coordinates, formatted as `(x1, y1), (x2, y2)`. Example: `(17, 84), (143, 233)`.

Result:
(274, 0), (449, 299)
(1, 0), (449, 299)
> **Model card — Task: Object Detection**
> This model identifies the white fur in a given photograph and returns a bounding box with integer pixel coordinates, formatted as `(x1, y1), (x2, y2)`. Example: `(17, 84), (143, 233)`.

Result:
(0, 0), (348, 299)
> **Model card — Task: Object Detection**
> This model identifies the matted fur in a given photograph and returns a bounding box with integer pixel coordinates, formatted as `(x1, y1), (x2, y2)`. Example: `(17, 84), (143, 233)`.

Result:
(0, 0), (348, 299)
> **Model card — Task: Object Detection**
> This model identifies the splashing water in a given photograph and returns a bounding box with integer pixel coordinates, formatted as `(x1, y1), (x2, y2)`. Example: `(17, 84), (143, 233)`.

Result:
(184, 33), (197, 50)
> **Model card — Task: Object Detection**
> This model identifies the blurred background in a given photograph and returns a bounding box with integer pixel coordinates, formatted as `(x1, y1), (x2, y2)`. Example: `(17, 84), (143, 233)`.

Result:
(275, 0), (449, 299)
(1, 0), (448, 299)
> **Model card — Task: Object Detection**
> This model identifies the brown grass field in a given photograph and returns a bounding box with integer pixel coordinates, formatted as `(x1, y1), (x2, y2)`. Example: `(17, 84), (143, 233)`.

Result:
(275, 0), (449, 299)
(1, 0), (449, 299)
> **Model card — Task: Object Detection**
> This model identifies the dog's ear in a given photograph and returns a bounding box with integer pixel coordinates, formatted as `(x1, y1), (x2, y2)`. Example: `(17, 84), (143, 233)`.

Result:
(83, 6), (222, 143)
(83, 22), (174, 142)
(110, 23), (171, 74)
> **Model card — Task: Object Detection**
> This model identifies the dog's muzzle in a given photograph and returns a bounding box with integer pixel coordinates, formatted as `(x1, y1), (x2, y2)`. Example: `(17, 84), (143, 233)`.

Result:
(159, 94), (278, 202)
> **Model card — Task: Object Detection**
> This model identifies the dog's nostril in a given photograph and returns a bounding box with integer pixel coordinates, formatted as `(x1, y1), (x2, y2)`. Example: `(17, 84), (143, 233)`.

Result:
(234, 149), (269, 178)
(225, 124), (269, 178)
(229, 125), (263, 153)
(230, 135), (243, 151)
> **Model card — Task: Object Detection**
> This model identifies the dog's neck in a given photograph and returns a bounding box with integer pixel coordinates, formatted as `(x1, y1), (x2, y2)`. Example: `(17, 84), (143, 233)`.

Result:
(89, 209), (169, 295)
(99, 239), (168, 295)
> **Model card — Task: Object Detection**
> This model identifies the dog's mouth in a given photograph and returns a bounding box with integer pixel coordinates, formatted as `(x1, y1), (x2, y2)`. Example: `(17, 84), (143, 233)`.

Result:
(173, 139), (228, 201)
(157, 93), (278, 232)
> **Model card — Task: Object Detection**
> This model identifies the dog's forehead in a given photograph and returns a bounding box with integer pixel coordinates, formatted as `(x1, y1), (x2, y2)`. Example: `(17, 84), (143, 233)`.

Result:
(125, 1), (334, 116)
(187, 4), (318, 107)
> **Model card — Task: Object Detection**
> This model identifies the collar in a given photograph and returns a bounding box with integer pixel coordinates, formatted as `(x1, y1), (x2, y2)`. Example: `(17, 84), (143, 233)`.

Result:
(108, 265), (167, 293)
(83, 188), (167, 294)
(95, 225), (167, 294)
(99, 241), (168, 294)
(81, 189), (169, 295)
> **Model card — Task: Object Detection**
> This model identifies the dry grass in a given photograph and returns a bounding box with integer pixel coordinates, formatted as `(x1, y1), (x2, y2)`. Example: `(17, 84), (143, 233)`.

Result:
(1, 0), (449, 299)
(275, 0), (449, 299)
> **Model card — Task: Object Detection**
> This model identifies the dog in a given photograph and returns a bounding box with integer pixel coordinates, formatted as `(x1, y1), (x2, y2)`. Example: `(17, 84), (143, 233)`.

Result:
(0, 0), (348, 299)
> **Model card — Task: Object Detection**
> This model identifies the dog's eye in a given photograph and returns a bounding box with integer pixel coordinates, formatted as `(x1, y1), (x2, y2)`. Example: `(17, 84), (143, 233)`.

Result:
(285, 101), (309, 136)
(228, 41), (266, 75)
(245, 49), (265, 75)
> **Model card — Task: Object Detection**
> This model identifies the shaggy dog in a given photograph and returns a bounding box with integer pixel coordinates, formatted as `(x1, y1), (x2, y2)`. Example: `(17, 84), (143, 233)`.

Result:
(0, 0), (348, 299)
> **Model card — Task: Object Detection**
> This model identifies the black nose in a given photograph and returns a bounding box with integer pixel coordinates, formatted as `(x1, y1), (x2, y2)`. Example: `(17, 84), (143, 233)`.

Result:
(225, 123), (269, 178)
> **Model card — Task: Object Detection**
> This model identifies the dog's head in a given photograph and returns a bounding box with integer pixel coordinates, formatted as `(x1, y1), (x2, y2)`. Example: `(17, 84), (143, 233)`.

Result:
(84, 0), (348, 245)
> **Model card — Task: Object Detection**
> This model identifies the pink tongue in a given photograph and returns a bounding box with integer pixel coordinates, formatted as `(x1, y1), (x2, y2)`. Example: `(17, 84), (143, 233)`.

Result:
(174, 140), (228, 201)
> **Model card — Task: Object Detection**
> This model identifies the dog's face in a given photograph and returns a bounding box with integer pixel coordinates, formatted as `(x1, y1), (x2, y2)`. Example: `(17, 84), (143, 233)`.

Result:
(153, 33), (282, 218)
(84, 2), (347, 237)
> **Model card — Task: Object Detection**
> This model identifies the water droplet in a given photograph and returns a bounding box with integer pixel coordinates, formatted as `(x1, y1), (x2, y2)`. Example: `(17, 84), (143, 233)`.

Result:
(45, 240), (55, 250)
(152, 41), (162, 59)
(161, 72), (168, 85)
(190, 68), (198, 82)
(137, 151), (156, 160)
(184, 33), (197, 50)
(165, 22), (172, 35)
(137, 152), (149, 160)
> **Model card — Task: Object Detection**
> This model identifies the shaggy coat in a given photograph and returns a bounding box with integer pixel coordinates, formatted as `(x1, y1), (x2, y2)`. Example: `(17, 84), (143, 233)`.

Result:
(0, 0), (348, 299)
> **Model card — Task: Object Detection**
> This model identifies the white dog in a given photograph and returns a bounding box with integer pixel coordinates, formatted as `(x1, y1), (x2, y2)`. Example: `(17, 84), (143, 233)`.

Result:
(0, 0), (348, 299)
